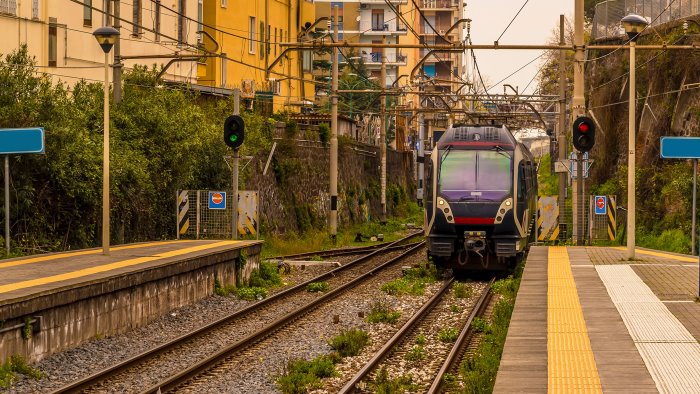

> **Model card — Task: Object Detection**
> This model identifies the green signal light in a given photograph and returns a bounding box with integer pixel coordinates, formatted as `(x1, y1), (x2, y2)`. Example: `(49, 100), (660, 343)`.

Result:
(229, 135), (238, 142)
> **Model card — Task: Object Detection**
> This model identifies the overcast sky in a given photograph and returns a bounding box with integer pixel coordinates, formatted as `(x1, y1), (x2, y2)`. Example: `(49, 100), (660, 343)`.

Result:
(466, 1), (574, 94)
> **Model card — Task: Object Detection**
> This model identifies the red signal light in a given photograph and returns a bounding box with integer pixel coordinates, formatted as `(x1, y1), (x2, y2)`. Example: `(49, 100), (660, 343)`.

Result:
(578, 123), (590, 133)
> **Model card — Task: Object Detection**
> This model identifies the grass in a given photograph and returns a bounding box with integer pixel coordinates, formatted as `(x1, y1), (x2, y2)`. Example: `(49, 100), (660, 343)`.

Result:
(405, 345), (425, 361)
(328, 329), (369, 357)
(415, 334), (426, 345)
(380, 264), (439, 296)
(277, 354), (339, 394)
(261, 203), (423, 258)
(459, 269), (522, 393)
(248, 261), (283, 288)
(437, 327), (459, 343)
(0, 355), (44, 388)
(450, 304), (461, 313)
(470, 317), (491, 333)
(306, 282), (329, 293)
(453, 282), (474, 299)
(367, 299), (401, 324)
(372, 367), (417, 393)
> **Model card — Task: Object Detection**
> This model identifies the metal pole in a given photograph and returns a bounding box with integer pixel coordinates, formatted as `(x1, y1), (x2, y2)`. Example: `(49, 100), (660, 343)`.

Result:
(418, 112), (425, 207)
(102, 51), (110, 255)
(558, 14), (567, 243)
(693, 159), (697, 255)
(380, 36), (387, 224)
(4, 155), (9, 253)
(232, 88), (240, 240)
(112, 0), (122, 104)
(577, 152), (583, 246)
(573, 0), (585, 119)
(627, 40), (636, 259)
(330, 5), (339, 242)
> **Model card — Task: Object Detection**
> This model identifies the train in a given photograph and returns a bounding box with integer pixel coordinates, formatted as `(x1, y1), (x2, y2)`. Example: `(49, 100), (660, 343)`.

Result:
(424, 124), (538, 271)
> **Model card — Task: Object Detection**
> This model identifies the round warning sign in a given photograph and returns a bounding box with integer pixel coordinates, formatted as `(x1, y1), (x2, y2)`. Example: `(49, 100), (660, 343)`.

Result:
(208, 191), (227, 209)
(594, 196), (607, 215)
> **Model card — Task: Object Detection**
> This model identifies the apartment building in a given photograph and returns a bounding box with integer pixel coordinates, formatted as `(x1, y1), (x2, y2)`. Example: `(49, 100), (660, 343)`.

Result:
(416, 0), (463, 93)
(197, 0), (316, 113)
(0, 0), (199, 86)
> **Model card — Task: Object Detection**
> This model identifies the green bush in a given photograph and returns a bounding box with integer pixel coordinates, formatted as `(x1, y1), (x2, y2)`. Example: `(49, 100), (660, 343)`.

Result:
(367, 300), (401, 324)
(470, 317), (491, 333)
(437, 327), (459, 343)
(235, 287), (267, 300)
(405, 345), (425, 361)
(306, 282), (329, 293)
(328, 328), (369, 357)
(453, 282), (474, 299)
(381, 278), (425, 296)
(318, 123), (330, 145)
(249, 262), (283, 288)
(372, 367), (416, 394)
(0, 355), (44, 388)
(276, 356), (337, 394)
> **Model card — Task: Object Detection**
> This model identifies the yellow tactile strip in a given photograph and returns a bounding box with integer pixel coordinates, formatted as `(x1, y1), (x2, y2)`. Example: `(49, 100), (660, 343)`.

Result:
(0, 241), (240, 294)
(0, 240), (185, 269)
(548, 246), (602, 394)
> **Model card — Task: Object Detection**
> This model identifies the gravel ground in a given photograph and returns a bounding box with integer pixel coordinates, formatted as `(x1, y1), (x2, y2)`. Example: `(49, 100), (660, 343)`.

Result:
(173, 248), (432, 393)
(3, 256), (348, 394)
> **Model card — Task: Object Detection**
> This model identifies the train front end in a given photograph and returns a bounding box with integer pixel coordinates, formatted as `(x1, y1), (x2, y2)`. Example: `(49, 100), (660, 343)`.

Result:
(424, 125), (535, 271)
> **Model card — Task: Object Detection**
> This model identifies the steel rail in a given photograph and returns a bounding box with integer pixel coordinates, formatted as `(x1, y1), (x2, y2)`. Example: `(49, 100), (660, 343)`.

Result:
(269, 238), (422, 261)
(338, 278), (456, 393)
(50, 232), (422, 393)
(144, 242), (426, 393)
(427, 277), (496, 394)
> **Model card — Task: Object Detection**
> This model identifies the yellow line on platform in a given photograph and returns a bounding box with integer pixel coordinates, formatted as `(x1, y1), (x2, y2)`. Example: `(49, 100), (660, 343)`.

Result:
(0, 241), (189, 270)
(548, 246), (601, 394)
(612, 247), (697, 263)
(0, 241), (240, 294)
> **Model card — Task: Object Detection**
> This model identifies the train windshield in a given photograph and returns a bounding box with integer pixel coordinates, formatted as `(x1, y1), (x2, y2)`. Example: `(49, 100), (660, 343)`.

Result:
(438, 150), (512, 201)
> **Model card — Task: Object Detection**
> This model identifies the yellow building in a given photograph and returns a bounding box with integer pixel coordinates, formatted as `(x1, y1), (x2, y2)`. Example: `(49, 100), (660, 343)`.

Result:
(1, 0), (200, 86)
(198, 0), (316, 113)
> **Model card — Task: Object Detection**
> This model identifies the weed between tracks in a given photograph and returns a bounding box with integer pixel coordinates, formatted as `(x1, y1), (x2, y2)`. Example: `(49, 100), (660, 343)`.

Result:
(0, 355), (44, 388)
(277, 329), (370, 393)
(457, 264), (523, 393)
(214, 261), (283, 300)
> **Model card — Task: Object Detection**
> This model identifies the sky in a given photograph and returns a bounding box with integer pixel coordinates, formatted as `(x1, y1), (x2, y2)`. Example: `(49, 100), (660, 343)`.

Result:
(466, 1), (574, 95)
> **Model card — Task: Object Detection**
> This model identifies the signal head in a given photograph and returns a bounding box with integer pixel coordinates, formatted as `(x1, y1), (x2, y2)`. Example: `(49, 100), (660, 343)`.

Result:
(572, 116), (596, 153)
(224, 115), (245, 149)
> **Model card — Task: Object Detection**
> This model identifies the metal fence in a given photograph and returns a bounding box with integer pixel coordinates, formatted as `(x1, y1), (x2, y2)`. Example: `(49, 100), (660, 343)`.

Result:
(592, 0), (700, 39)
(177, 190), (259, 240)
(536, 195), (617, 243)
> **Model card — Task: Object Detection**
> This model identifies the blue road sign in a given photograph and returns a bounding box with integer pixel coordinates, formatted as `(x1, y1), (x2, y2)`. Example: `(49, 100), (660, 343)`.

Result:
(660, 137), (700, 159)
(208, 191), (226, 209)
(594, 195), (607, 215)
(0, 128), (45, 154)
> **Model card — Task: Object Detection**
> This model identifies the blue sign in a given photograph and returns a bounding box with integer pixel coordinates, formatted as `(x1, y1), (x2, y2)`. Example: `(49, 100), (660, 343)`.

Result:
(660, 137), (700, 159)
(0, 128), (45, 154)
(208, 191), (226, 209)
(594, 195), (607, 215)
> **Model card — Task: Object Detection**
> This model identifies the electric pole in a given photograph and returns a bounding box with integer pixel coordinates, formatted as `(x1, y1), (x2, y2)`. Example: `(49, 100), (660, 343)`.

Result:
(329, 5), (339, 241)
(112, 0), (122, 104)
(380, 36), (387, 224)
(573, 0), (585, 246)
(558, 14), (567, 242)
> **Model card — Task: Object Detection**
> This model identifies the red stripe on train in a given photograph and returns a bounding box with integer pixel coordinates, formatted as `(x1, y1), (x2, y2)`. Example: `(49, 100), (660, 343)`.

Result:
(454, 217), (495, 225)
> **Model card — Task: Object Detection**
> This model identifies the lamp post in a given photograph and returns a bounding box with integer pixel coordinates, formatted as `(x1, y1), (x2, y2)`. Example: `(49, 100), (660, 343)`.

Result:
(621, 14), (648, 260)
(93, 26), (119, 255)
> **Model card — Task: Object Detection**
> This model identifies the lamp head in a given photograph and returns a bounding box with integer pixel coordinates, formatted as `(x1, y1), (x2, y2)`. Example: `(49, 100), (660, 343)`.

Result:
(93, 26), (120, 53)
(621, 14), (648, 41)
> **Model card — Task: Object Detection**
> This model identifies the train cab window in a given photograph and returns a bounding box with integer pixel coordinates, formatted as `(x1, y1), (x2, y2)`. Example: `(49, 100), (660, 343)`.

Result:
(518, 163), (527, 204)
(439, 150), (512, 202)
(425, 153), (433, 202)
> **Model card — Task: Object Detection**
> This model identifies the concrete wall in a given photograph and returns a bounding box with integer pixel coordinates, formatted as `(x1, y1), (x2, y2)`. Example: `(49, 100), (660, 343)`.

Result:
(0, 243), (261, 363)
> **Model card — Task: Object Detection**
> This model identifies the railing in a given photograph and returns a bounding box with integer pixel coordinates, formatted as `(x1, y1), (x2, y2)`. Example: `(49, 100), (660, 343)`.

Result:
(592, 0), (700, 39)
(363, 52), (408, 64)
(422, 0), (458, 9)
(359, 20), (407, 34)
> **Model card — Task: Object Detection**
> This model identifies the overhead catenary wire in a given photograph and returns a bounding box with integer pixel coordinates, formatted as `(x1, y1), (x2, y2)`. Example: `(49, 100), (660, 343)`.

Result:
(495, 0), (529, 43)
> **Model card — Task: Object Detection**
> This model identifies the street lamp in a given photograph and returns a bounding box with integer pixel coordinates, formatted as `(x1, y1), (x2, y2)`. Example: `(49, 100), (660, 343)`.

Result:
(93, 26), (119, 255)
(621, 14), (648, 259)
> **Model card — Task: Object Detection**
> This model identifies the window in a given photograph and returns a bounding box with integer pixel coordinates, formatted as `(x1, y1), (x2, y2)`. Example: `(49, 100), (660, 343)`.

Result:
(267, 24), (271, 55)
(132, 0), (141, 36)
(84, 0), (92, 26)
(439, 150), (512, 202)
(154, 0), (161, 41)
(48, 17), (57, 67)
(0, 0), (17, 15)
(371, 10), (384, 31)
(221, 52), (227, 87)
(32, 0), (39, 19)
(197, 0), (203, 43)
(221, 0), (227, 7)
(274, 27), (277, 56)
(178, 0), (186, 44)
(302, 51), (312, 73)
(259, 22), (264, 59)
(248, 17), (255, 54)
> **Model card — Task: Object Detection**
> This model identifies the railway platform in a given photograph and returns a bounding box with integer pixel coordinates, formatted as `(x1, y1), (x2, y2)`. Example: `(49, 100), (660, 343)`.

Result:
(0, 239), (261, 363)
(494, 246), (700, 393)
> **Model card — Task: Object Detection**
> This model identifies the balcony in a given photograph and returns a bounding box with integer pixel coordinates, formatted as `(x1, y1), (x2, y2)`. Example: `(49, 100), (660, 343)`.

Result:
(359, 20), (408, 36)
(360, 0), (408, 4)
(420, 49), (461, 62)
(420, 25), (458, 37)
(421, 0), (458, 9)
(361, 52), (408, 66)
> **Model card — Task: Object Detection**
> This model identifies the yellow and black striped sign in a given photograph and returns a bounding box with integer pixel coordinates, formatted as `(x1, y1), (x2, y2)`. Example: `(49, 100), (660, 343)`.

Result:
(177, 190), (190, 236)
(537, 196), (560, 241)
(606, 195), (616, 240)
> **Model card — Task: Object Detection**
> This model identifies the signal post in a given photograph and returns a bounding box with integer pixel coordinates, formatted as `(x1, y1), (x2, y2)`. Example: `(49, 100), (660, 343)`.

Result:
(224, 89), (245, 240)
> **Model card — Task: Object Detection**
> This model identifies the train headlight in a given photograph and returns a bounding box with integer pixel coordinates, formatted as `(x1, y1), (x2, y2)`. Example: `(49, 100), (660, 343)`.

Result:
(505, 200), (511, 207)
(439, 200), (444, 205)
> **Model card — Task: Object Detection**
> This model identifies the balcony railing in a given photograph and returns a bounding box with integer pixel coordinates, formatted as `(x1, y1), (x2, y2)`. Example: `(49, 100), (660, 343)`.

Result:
(422, 0), (458, 9)
(363, 52), (408, 64)
(359, 20), (408, 34)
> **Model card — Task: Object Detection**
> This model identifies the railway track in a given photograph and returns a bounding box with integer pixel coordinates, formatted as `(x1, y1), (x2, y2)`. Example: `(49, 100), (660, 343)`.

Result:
(268, 233), (420, 261)
(50, 232), (423, 394)
(338, 277), (494, 393)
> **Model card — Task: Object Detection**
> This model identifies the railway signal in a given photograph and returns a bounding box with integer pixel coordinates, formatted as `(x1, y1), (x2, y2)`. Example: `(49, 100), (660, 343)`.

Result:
(572, 116), (595, 153)
(224, 115), (245, 149)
